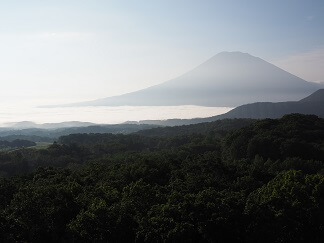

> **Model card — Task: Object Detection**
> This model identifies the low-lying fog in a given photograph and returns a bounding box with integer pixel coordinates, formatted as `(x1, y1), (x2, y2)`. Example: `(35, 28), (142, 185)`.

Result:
(0, 103), (232, 126)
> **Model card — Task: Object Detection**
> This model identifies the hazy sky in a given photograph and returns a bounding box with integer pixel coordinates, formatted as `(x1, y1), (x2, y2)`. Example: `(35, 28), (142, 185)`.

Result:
(0, 0), (323, 105)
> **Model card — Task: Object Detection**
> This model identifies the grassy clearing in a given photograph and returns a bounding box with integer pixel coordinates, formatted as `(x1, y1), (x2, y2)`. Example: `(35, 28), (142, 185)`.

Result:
(29, 142), (53, 150)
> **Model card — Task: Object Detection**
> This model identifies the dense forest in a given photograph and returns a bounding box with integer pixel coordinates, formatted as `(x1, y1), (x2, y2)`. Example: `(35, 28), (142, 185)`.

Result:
(0, 139), (36, 151)
(0, 124), (159, 142)
(0, 114), (323, 242)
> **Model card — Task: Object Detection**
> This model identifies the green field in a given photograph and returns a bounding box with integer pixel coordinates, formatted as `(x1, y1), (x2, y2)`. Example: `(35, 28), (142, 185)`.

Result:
(30, 142), (53, 149)
(0, 142), (53, 152)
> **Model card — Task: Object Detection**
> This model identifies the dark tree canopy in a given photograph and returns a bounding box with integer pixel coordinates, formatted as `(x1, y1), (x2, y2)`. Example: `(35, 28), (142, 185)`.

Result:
(0, 114), (323, 242)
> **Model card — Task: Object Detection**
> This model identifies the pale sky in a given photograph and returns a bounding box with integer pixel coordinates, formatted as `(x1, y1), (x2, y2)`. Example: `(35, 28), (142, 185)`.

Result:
(0, 0), (323, 105)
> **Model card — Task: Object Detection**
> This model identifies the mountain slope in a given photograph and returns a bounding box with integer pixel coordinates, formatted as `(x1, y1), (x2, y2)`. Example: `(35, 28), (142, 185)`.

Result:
(127, 89), (324, 126)
(72, 52), (322, 107)
(218, 89), (324, 119)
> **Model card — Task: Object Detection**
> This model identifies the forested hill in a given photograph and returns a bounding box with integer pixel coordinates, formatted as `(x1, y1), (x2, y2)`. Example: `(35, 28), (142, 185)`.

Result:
(135, 118), (256, 137)
(0, 114), (323, 242)
(0, 124), (159, 142)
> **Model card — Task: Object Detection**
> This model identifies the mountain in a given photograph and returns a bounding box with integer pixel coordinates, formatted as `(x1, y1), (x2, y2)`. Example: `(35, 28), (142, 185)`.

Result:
(0, 124), (159, 142)
(217, 89), (324, 119)
(6, 121), (38, 129)
(39, 121), (95, 129)
(69, 52), (322, 107)
(127, 89), (324, 126)
(4, 121), (96, 129)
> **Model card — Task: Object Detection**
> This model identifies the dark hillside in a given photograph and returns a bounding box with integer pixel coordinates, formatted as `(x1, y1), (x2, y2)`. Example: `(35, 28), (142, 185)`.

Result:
(0, 114), (323, 242)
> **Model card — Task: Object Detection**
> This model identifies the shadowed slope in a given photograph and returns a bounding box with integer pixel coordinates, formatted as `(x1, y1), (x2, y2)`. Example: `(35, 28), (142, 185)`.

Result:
(126, 89), (324, 126)
(218, 89), (324, 119)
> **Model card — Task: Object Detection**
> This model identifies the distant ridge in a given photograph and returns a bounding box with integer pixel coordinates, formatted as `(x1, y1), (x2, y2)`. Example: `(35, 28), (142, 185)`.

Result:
(299, 89), (324, 103)
(64, 51), (323, 107)
(218, 89), (324, 119)
(0, 124), (159, 141)
(4, 121), (96, 129)
(126, 89), (324, 126)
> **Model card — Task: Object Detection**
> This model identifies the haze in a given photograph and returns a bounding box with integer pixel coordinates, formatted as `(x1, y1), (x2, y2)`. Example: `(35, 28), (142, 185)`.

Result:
(0, 0), (324, 107)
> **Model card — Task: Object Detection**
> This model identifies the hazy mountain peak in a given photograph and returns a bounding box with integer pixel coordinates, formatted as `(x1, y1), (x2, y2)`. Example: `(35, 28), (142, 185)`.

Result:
(61, 52), (324, 107)
(215, 51), (251, 57)
(201, 51), (256, 65)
